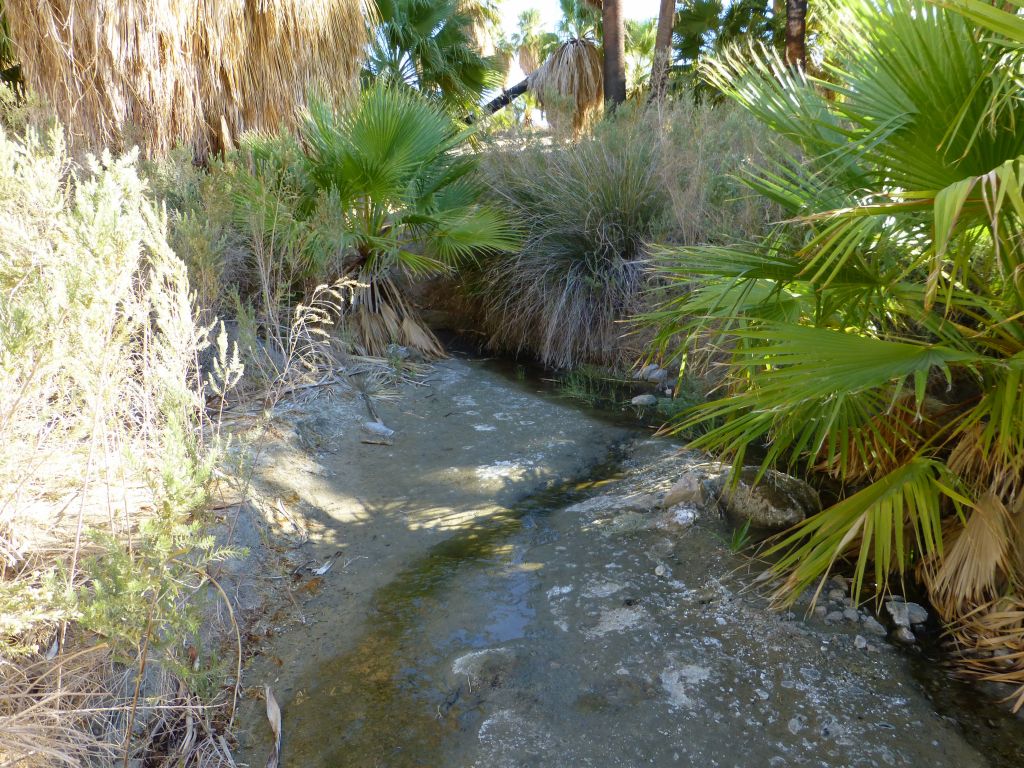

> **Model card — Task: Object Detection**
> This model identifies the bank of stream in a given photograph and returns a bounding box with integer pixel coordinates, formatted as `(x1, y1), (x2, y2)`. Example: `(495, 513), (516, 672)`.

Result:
(233, 356), (1024, 767)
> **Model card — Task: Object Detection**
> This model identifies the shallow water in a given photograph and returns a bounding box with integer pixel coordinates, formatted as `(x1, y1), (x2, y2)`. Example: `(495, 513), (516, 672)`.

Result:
(239, 359), (1024, 767)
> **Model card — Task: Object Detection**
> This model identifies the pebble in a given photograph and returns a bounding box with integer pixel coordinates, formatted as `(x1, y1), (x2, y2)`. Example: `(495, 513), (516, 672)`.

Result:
(824, 611), (845, 624)
(842, 608), (860, 623)
(631, 394), (658, 407)
(854, 635), (868, 650)
(893, 626), (916, 645)
(863, 616), (888, 637)
(361, 420), (395, 437)
(813, 605), (828, 619)
(654, 564), (668, 578)
(828, 588), (846, 602)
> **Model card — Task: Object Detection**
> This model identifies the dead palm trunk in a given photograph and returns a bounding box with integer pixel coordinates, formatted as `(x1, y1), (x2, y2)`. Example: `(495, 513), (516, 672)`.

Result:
(602, 0), (626, 108)
(649, 0), (674, 101)
(785, 0), (808, 71)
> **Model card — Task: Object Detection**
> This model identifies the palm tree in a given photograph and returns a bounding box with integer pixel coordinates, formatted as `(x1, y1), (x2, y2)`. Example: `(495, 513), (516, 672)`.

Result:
(785, 0), (808, 68)
(235, 85), (518, 357)
(0, 0), (367, 156)
(625, 19), (657, 97)
(601, 0), (627, 107)
(647, 0), (1024, 706)
(366, 0), (503, 112)
(650, 0), (676, 100)
(512, 8), (559, 74)
(558, 0), (602, 41)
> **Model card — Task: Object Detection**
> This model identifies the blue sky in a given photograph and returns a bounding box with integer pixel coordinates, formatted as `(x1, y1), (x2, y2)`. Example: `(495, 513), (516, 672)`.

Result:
(499, 0), (662, 38)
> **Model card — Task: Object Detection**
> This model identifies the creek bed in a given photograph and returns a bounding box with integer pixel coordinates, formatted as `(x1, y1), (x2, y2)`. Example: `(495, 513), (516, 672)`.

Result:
(236, 358), (1024, 767)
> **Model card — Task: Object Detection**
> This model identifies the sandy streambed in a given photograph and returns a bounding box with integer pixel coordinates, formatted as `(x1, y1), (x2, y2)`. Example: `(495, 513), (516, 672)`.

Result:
(229, 358), (1022, 767)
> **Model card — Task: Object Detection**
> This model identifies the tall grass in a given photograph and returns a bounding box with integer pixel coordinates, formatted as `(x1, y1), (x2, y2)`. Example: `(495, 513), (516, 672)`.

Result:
(0, 117), (239, 765)
(470, 99), (773, 369)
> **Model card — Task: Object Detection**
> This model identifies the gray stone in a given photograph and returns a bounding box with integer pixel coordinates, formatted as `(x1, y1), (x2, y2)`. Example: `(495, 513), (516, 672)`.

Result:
(708, 467), (821, 531)
(813, 605), (828, 619)
(825, 611), (845, 624)
(361, 420), (395, 438)
(893, 626), (916, 645)
(452, 648), (515, 688)
(666, 505), (698, 527)
(854, 635), (868, 650)
(646, 367), (670, 384)
(631, 394), (658, 407)
(662, 473), (705, 509)
(863, 616), (888, 637)
(386, 343), (411, 360)
(886, 599), (912, 629)
(905, 602), (928, 626)
(843, 608), (860, 623)
(828, 588), (847, 602)
(633, 363), (660, 380)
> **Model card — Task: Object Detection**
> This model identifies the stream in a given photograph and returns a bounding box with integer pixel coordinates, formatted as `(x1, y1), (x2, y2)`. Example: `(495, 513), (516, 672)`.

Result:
(234, 357), (1024, 767)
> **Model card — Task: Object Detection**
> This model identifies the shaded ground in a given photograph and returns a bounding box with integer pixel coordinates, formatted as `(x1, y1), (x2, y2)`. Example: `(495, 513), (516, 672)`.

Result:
(230, 358), (1022, 767)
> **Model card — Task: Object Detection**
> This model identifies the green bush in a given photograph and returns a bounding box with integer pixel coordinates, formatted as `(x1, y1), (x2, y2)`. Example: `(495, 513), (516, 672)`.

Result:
(646, 0), (1024, 702)
(471, 99), (773, 369)
(226, 84), (517, 358)
(0, 118), (238, 762)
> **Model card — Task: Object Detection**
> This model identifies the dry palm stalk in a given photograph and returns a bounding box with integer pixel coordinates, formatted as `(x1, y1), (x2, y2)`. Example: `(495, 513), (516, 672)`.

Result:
(529, 38), (603, 138)
(3, 0), (370, 157)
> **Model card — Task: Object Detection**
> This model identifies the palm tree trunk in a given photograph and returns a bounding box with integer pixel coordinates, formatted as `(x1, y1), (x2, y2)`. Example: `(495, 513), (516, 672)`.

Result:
(649, 0), (675, 101)
(785, 0), (808, 71)
(602, 0), (626, 108)
(465, 77), (530, 123)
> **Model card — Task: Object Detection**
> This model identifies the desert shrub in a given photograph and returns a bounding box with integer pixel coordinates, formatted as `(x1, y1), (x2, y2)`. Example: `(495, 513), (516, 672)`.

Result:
(0, 121), (239, 765)
(471, 99), (772, 370)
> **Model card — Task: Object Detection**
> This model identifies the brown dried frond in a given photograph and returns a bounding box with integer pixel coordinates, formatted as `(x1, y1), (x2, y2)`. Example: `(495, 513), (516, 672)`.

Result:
(3, 0), (369, 158)
(348, 277), (445, 360)
(927, 493), (1015, 613)
(947, 598), (1024, 712)
(948, 424), (1024, 503)
(529, 38), (604, 138)
(519, 45), (541, 75)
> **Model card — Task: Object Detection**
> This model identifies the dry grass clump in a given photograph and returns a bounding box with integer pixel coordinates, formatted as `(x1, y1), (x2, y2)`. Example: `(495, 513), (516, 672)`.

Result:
(470, 99), (773, 370)
(529, 38), (603, 137)
(0, 115), (241, 765)
(3, 0), (368, 157)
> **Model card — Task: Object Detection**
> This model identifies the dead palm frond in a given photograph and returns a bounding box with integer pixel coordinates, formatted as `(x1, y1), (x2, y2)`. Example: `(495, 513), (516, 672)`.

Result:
(2, 0), (368, 157)
(529, 38), (604, 137)
(948, 598), (1024, 712)
(927, 494), (1016, 612)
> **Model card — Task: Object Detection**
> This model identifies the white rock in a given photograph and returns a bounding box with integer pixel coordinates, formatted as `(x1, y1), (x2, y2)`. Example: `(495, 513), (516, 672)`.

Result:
(361, 421), (395, 437)
(662, 474), (704, 508)
(631, 394), (658, 407)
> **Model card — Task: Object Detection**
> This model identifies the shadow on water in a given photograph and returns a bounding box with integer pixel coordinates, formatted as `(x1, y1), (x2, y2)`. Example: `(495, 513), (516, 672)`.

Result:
(279, 455), (628, 768)
(907, 640), (1024, 768)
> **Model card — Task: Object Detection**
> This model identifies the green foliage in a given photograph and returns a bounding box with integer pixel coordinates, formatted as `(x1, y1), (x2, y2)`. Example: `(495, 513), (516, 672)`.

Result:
(366, 0), (504, 111)
(77, 515), (238, 685)
(231, 84), (517, 356)
(647, 0), (1024, 613)
(0, 116), (235, 675)
(473, 98), (772, 369)
(474, 112), (666, 368)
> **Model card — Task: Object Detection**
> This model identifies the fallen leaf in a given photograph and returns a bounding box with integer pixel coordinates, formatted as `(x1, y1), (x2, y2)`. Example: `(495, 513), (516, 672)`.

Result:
(265, 686), (282, 768)
(312, 559), (334, 576)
